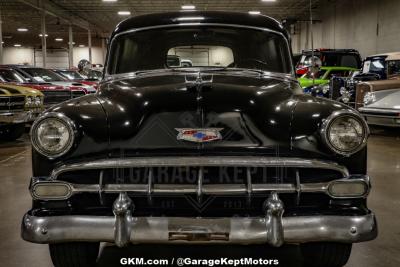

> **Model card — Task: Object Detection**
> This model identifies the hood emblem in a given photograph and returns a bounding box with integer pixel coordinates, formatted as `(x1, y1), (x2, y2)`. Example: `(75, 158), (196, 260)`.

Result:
(175, 128), (223, 143)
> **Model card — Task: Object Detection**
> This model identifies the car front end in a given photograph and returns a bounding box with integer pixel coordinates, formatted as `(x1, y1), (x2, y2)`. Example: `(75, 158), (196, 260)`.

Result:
(359, 88), (400, 127)
(20, 11), (377, 267)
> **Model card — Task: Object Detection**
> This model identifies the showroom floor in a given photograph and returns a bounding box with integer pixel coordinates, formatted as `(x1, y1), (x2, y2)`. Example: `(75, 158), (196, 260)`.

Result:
(0, 129), (399, 267)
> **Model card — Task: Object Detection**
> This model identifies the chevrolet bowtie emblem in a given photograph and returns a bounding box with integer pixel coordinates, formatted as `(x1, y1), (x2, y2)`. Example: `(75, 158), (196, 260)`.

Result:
(175, 128), (223, 143)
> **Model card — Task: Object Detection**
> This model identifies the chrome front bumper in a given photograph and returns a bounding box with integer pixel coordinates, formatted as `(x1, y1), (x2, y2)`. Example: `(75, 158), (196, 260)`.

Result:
(0, 111), (31, 124)
(22, 193), (377, 247)
(359, 107), (400, 127)
(0, 110), (39, 124)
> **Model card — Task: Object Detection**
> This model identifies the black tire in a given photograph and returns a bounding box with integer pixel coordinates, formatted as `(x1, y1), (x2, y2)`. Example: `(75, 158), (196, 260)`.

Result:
(49, 242), (100, 267)
(0, 123), (25, 141)
(300, 242), (352, 267)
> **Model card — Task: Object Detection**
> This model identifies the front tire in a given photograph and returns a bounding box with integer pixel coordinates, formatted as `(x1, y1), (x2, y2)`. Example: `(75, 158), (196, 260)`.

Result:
(49, 242), (100, 267)
(300, 242), (352, 267)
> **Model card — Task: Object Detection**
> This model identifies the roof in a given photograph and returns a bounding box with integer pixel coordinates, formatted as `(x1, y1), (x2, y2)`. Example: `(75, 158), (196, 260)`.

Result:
(366, 52), (400, 61)
(112, 11), (288, 39)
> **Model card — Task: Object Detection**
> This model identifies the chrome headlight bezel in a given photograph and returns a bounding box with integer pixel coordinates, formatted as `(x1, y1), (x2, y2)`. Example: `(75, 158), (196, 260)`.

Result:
(30, 112), (76, 158)
(34, 96), (43, 107)
(320, 110), (369, 156)
(25, 96), (33, 107)
(363, 92), (376, 105)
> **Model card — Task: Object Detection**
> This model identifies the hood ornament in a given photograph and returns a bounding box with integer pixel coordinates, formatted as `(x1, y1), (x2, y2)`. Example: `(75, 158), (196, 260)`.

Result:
(175, 128), (223, 143)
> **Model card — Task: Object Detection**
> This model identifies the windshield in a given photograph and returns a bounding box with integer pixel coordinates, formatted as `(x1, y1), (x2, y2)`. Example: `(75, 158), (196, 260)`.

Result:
(22, 68), (66, 82)
(58, 71), (84, 80)
(362, 58), (385, 74)
(300, 53), (360, 68)
(108, 26), (292, 74)
(0, 69), (26, 83)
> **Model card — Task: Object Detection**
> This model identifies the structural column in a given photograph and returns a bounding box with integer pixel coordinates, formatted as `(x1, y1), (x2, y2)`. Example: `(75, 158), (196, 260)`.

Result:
(0, 9), (3, 65)
(88, 28), (92, 63)
(101, 37), (106, 64)
(68, 24), (73, 68)
(41, 6), (47, 68)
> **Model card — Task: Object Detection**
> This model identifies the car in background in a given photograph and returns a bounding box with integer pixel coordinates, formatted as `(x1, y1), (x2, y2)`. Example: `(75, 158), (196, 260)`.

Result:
(0, 83), (44, 140)
(0, 66), (74, 107)
(298, 66), (357, 95)
(296, 49), (362, 77)
(359, 80), (400, 127)
(362, 52), (400, 80)
(328, 72), (380, 107)
(52, 69), (99, 89)
(5, 65), (96, 97)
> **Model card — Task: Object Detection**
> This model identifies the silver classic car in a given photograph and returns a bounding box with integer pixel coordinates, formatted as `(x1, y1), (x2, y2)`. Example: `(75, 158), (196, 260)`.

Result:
(359, 80), (400, 127)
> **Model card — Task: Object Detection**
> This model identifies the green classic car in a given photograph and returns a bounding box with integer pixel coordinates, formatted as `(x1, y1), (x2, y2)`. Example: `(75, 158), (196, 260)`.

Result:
(0, 83), (44, 141)
(298, 66), (357, 89)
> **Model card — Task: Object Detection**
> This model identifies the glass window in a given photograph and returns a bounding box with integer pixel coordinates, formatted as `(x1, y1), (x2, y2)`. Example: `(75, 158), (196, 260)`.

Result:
(22, 68), (66, 82)
(387, 60), (400, 76)
(59, 71), (84, 80)
(167, 46), (233, 67)
(0, 69), (26, 83)
(108, 26), (292, 74)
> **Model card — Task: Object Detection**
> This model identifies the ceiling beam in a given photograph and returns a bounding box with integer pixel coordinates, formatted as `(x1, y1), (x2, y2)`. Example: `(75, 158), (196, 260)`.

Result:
(18, 0), (93, 31)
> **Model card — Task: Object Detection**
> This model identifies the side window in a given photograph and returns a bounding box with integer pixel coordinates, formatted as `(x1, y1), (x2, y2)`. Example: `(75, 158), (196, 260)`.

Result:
(340, 55), (359, 68)
(387, 61), (400, 76)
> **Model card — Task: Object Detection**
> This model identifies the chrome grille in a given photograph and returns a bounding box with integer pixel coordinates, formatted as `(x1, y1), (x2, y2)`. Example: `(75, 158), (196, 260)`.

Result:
(72, 90), (85, 98)
(42, 90), (72, 105)
(0, 96), (25, 112)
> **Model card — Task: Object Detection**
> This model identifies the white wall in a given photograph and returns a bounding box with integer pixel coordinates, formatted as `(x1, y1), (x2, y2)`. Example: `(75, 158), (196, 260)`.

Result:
(2, 46), (105, 68)
(3, 48), (35, 65)
(292, 0), (400, 58)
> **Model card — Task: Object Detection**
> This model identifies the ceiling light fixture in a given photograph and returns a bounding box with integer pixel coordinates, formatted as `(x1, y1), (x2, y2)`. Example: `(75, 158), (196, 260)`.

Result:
(55, 38), (63, 42)
(102, 0), (118, 2)
(17, 28), (28, 32)
(79, 45), (85, 48)
(39, 34), (48, 37)
(249, 11), (261, 15)
(14, 44), (21, 47)
(118, 11), (131, 16)
(181, 4), (196, 10)
(261, 0), (277, 2)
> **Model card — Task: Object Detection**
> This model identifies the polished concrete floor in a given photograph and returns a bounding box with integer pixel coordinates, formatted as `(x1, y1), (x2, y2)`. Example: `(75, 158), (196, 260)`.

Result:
(0, 128), (399, 267)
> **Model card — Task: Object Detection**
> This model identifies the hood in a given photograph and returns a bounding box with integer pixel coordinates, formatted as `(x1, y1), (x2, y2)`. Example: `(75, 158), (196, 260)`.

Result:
(0, 83), (43, 96)
(95, 71), (305, 156)
(366, 89), (400, 109)
(51, 81), (97, 93)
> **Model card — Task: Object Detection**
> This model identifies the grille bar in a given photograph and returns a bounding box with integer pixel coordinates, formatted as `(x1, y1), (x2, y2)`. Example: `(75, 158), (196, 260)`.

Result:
(51, 157), (349, 179)
(31, 177), (370, 201)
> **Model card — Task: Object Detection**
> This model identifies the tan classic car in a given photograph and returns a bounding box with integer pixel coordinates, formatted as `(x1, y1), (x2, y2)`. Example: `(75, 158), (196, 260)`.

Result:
(0, 83), (44, 140)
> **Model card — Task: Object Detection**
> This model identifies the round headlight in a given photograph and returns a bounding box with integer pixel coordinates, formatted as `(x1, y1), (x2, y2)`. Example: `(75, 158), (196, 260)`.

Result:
(34, 96), (42, 106)
(363, 92), (376, 105)
(31, 113), (75, 158)
(322, 84), (330, 94)
(25, 96), (33, 107)
(321, 112), (369, 156)
(339, 87), (347, 95)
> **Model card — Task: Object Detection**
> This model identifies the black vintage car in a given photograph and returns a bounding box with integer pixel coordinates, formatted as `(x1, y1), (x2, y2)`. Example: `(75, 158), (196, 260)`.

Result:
(21, 12), (377, 267)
